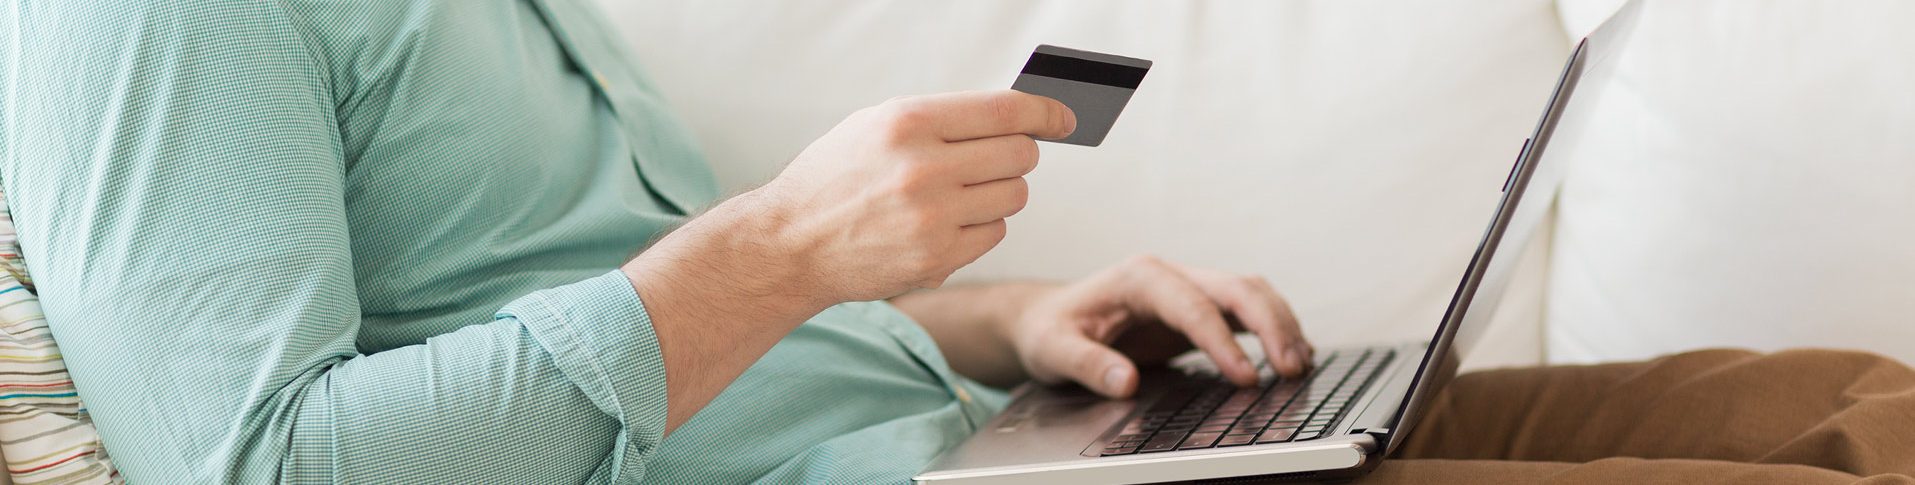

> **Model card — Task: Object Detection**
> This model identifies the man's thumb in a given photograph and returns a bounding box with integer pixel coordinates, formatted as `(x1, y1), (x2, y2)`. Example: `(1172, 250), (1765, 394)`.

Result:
(1048, 333), (1138, 398)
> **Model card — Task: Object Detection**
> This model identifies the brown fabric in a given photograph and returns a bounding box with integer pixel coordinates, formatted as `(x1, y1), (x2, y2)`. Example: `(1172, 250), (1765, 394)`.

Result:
(1358, 349), (1915, 484)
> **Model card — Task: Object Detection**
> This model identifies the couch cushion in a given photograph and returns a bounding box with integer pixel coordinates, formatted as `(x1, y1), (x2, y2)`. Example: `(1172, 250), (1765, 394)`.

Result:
(1548, 0), (1915, 363)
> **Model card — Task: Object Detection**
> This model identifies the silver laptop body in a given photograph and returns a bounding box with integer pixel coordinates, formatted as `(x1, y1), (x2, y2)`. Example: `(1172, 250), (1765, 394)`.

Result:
(915, 3), (1644, 483)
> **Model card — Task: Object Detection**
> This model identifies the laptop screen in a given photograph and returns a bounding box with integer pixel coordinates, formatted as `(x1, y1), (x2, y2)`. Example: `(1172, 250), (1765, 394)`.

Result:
(1379, 0), (1647, 454)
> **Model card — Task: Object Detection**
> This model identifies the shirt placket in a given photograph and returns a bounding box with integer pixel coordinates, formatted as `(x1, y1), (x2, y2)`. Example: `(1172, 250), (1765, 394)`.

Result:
(523, 0), (719, 214)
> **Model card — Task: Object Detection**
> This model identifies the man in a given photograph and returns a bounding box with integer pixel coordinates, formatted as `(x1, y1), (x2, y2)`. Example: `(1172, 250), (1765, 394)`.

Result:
(3, 1), (1912, 484)
(2, 0), (1307, 482)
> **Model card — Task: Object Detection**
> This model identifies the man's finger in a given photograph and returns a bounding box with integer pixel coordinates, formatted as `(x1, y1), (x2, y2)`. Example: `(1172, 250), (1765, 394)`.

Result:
(911, 90), (1077, 142)
(943, 134), (1041, 185)
(917, 220), (1009, 288)
(1122, 258), (1260, 387)
(1172, 264), (1310, 377)
(1240, 272), (1311, 364)
(950, 219), (1009, 267)
(1032, 330), (1139, 398)
(954, 177), (1029, 226)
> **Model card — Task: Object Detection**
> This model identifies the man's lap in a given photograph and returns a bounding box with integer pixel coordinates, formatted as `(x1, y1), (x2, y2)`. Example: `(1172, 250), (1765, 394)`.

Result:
(1357, 349), (1915, 484)
(1368, 458), (1877, 484)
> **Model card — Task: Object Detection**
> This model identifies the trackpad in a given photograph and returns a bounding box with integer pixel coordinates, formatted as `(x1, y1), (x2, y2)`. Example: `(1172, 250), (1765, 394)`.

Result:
(993, 386), (1113, 433)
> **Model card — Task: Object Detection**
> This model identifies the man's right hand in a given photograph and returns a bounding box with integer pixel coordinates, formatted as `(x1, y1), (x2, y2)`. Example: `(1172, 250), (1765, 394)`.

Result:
(621, 90), (1072, 433)
(748, 90), (1077, 302)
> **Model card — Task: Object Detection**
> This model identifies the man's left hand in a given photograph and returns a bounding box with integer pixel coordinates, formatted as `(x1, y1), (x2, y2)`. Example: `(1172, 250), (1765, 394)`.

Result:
(1005, 255), (1312, 398)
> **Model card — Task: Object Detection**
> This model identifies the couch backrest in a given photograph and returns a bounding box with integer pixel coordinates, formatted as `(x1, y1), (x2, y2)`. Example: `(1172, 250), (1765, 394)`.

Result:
(598, 0), (1573, 366)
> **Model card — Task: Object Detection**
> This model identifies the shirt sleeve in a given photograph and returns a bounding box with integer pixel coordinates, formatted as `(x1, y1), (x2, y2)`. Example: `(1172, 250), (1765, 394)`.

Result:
(2, 2), (667, 483)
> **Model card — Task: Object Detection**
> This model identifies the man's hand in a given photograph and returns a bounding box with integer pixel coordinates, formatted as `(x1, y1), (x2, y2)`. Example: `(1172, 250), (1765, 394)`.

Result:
(749, 90), (1077, 302)
(621, 90), (1073, 432)
(1006, 256), (1312, 398)
(1018, 254), (1317, 396)
(896, 255), (1314, 399)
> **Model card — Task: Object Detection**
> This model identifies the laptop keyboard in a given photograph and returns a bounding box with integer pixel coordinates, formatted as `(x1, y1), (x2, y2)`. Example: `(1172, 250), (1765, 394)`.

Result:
(1097, 347), (1395, 456)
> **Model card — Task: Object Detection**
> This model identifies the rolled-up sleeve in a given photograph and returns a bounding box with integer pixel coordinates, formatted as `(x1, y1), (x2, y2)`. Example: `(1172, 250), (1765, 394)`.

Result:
(3, 1), (669, 483)
(276, 271), (670, 483)
(497, 271), (672, 482)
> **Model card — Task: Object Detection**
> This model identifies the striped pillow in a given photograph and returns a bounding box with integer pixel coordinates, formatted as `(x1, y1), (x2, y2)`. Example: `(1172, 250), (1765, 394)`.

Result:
(0, 189), (120, 484)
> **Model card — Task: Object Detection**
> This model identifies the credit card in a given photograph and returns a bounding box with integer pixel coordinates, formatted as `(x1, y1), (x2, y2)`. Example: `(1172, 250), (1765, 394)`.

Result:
(1011, 44), (1152, 147)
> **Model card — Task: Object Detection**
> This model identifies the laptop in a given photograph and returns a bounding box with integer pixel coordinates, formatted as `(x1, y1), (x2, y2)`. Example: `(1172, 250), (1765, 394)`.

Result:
(914, 2), (1644, 483)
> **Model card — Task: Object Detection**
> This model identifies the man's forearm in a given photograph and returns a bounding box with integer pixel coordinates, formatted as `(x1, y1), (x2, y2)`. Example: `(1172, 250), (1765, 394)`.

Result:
(891, 281), (1058, 388)
(624, 191), (833, 434)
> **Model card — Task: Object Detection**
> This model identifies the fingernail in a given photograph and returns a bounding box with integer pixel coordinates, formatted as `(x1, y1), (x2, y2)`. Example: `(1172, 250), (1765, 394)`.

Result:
(1103, 366), (1128, 392)
(1060, 105), (1079, 136)
(1285, 349), (1307, 372)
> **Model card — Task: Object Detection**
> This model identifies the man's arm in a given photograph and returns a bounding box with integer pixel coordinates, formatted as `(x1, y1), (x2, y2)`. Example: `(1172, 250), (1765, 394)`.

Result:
(892, 282), (1059, 388)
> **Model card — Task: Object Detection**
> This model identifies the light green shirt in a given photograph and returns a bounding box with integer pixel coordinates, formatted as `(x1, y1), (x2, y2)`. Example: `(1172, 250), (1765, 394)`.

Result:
(1, 0), (1002, 482)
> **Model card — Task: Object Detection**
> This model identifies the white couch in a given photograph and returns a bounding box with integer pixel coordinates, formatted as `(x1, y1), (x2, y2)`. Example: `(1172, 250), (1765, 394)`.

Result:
(598, 0), (1915, 368)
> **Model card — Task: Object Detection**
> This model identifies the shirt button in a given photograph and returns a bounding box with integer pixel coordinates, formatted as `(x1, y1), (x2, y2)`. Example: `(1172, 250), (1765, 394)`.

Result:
(952, 385), (973, 404)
